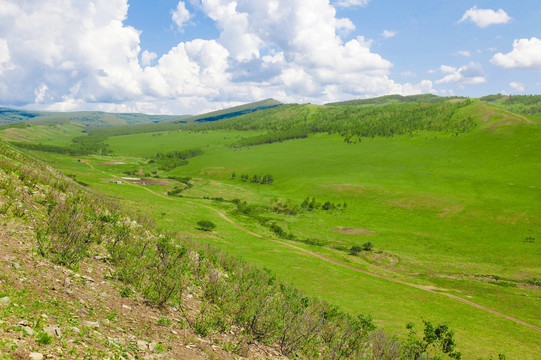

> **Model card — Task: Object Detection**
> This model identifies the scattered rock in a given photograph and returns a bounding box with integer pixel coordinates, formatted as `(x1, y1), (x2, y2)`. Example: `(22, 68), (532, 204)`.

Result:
(29, 353), (44, 360)
(77, 309), (89, 316)
(148, 341), (157, 352)
(43, 325), (62, 339)
(82, 275), (94, 282)
(122, 304), (132, 310)
(64, 277), (71, 288)
(82, 320), (99, 328)
(12, 262), (21, 270)
(69, 326), (80, 334)
(0, 296), (10, 307)
(143, 355), (170, 360)
(137, 340), (149, 351)
(22, 326), (35, 335)
(108, 338), (121, 348)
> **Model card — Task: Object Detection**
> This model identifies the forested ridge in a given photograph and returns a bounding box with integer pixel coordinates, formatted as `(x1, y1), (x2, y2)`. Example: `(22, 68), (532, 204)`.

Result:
(6, 98), (476, 153)
(193, 100), (475, 147)
(481, 94), (541, 116)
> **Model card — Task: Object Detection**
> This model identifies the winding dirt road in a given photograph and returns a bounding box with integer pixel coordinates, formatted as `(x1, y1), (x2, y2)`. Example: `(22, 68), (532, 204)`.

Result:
(90, 163), (541, 334)
(192, 202), (541, 334)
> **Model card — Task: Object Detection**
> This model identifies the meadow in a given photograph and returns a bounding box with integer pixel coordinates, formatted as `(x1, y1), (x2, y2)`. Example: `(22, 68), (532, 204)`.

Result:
(3, 98), (541, 358)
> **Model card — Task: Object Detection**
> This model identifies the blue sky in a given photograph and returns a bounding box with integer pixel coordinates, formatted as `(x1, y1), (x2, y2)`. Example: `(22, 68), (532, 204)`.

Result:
(0, 0), (540, 114)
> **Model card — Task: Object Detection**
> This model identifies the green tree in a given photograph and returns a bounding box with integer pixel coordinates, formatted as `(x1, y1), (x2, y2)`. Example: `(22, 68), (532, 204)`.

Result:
(349, 246), (362, 255)
(196, 220), (216, 231)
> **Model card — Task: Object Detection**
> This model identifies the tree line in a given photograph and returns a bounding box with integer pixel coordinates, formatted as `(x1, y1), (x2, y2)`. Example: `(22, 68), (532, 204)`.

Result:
(188, 101), (475, 147)
(232, 172), (274, 184)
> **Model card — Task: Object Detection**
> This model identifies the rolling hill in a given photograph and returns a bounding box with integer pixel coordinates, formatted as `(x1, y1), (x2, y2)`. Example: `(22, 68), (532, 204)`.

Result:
(1, 95), (540, 359)
(0, 107), (190, 127)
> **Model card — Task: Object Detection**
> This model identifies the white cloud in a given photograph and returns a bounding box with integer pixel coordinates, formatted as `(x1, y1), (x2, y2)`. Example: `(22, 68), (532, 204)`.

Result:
(456, 50), (471, 57)
(0, 0), (145, 105)
(509, 82), (525, 92)
(0, 38), (14, 74)
(435, 62), (486, 85)
(334, 0), (370, 7)
(335, 17), (355, 34)
(491, 37), (541, 71)
(382, 30), (396, 39)
(197, 0), (397, 97)
(0, 0), (437, 114)
(34, 83), (48, 103)
(141, 50), (157, 66)
(171, 1), (192, 30)
(459, 6), (512, 28)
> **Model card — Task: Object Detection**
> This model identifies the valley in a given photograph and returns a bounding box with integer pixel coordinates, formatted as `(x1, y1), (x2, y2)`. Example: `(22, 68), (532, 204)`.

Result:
(1, 96), (540, 359)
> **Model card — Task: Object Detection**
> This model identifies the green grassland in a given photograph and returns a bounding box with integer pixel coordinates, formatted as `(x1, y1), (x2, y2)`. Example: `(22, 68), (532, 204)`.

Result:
(5, 99), (541, 358)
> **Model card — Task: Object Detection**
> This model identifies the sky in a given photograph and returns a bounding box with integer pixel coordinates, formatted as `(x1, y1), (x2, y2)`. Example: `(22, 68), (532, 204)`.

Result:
(0, 0), (540, 115)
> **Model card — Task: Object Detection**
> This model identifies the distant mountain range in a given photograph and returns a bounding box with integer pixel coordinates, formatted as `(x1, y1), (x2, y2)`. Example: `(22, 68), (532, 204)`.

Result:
(0, 108), (190, 127)
(0, 98), (284, 127)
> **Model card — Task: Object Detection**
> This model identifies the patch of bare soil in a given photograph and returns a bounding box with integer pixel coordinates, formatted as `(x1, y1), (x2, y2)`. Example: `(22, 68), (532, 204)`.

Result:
(127, 178), (172, 186)
(332, 227), (376, 235)
(100, 162), (131, 166)
(362, 250), (400, 266)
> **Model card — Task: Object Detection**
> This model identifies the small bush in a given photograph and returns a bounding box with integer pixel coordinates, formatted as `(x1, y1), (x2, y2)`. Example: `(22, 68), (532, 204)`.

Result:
(362, 242), (373, 251)
(120, 286), (133, 298)
(37, 332), (53, 346)
(197, 220), (216, 232)
(157, 316), (172, 326)
(349, 246), (363, 255)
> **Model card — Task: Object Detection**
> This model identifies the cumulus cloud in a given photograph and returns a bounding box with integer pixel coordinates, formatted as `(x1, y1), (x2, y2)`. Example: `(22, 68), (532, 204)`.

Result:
(456, 50), (471, 57)
(141, 50), (158, 67)
(458, 6), (512, 28)
(171, 1), (192, 30)
(0, 0), (144, 106)
(0, 0), (435, 114)
(382, 30), (396, 39)
(435, 62), (486, 85)
(509, 82), (525, 92)
(0, 38), (14, 74)
(491, 37), (541, 71)
(334, 0), (370, 7)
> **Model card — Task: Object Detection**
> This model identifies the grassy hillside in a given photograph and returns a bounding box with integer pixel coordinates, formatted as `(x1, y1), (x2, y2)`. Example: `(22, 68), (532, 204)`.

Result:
(0, 107), (188, 127)
(2, 97), (540, 358)
(0, 139), (453, 359)
(480, 94), (541, 120)
(181, 98), (283, 123)
(325, 94), (467, 106)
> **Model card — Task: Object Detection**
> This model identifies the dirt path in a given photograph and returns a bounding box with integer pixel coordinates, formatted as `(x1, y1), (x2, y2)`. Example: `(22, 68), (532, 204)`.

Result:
(84, 161), (541, 334)
(190, 203), (541, 334)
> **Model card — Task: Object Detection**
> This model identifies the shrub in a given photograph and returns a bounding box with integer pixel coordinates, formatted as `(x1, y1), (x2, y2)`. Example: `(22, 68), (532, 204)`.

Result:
(37, 332), (53, 346)
(362, 242), (373, 251)
(349, 246), (363, 255)
(197, 220), (216, 231)
(120, 286), (133, 298)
